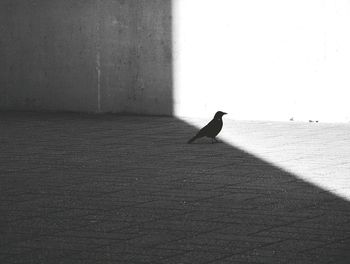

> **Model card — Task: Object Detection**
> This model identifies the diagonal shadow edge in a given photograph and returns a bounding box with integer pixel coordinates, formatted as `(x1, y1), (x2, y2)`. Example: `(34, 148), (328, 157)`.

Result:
(179, 116), (350, 203)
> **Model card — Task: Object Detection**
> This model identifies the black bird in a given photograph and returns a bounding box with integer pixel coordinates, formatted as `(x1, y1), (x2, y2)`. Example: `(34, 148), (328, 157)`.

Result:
(187, 111), (227, 144)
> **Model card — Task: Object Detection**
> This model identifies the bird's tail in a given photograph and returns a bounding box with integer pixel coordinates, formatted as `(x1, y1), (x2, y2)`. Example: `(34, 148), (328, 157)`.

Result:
(187, 135), (198, 144)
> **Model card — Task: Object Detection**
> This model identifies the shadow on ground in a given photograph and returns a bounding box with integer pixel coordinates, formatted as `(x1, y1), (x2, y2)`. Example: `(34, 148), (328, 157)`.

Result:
(1, 112), (349, 263)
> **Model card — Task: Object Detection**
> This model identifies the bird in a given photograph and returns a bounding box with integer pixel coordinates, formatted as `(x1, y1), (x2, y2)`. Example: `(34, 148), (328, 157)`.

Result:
(187, 111), (227, 144)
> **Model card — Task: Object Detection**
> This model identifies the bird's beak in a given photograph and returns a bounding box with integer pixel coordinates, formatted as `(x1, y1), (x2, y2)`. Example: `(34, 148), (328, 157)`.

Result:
(223, 112), (227, 115)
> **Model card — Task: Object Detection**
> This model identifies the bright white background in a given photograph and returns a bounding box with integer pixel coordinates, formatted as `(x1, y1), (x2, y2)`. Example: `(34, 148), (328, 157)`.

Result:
(173, 0), (350, 122)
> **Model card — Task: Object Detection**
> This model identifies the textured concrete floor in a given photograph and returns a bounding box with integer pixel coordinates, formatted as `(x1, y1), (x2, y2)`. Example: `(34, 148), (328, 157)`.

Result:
(1, 112), (350, 264)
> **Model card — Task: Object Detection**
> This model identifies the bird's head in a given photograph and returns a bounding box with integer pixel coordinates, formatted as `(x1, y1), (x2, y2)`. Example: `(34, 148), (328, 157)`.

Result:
(214, 111), (227, 119)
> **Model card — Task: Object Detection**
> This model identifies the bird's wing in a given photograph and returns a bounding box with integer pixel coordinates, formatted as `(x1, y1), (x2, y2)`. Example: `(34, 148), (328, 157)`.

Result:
(197, 119), (216, 136)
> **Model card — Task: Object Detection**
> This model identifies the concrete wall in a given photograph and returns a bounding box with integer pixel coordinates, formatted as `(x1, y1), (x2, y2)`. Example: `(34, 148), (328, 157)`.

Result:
(4, 0), (349, 122)
(173, 0), (350, 123)
(0, 0), (172, 115)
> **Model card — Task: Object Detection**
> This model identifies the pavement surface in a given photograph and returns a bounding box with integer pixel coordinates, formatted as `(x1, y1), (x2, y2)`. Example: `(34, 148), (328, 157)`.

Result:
(1, 112), (350, 264)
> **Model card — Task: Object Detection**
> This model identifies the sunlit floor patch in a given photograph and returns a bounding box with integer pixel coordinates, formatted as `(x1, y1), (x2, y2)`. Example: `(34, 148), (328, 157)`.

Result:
(181, 116), (350, 201)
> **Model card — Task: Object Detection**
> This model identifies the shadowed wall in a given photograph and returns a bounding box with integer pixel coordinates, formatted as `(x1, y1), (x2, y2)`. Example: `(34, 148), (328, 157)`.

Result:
(0, 0), (172, 115)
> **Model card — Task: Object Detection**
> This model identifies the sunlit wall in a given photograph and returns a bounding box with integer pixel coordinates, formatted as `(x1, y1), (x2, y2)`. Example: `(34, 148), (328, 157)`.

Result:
(173, 0), (350, 122)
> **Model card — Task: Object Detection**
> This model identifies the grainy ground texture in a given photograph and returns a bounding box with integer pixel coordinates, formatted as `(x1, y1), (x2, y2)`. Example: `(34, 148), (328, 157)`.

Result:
(1, 112), (350, 264)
